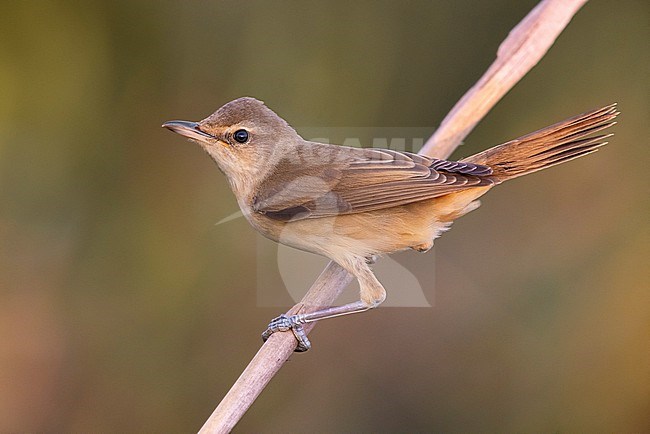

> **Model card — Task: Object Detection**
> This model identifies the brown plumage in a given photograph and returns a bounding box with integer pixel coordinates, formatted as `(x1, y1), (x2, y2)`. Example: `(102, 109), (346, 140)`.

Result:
(163, 98), (618, 351)
(463, 103), (617, 180)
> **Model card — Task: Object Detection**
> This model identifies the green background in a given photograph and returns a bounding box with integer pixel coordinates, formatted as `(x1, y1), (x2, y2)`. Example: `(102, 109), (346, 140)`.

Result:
(1, 0), (648, 432)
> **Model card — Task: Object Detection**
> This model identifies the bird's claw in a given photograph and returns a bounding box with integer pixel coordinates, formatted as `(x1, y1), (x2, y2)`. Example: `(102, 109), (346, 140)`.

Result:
(262, 314), (311, 352)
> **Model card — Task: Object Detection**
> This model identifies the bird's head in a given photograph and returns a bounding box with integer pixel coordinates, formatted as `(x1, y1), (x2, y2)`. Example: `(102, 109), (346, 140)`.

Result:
(163, 97), (301, 193)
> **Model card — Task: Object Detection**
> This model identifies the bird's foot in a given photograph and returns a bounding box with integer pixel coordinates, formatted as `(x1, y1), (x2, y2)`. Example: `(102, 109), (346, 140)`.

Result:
(261, 314), (311, 352)
(365, 254), (379, 265)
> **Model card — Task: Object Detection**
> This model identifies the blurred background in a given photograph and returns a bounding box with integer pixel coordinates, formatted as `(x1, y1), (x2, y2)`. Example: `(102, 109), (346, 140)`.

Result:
(1, 0), (648, 432)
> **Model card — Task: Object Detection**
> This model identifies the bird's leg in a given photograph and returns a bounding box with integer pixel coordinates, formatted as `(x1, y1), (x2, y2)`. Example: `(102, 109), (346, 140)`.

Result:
(261, 301), (370, 351)
(262, 256), (386, 351)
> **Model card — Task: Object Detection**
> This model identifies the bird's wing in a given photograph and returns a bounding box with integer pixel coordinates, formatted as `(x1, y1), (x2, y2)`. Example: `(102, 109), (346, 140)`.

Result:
(253, 146), (495, 221)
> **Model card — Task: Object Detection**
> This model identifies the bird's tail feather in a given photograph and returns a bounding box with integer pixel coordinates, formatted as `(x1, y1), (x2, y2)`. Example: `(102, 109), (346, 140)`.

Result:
(462, 104), (619, 182)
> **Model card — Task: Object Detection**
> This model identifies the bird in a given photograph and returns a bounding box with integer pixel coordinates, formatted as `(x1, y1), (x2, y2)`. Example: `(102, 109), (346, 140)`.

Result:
(163, 97), (618, 351)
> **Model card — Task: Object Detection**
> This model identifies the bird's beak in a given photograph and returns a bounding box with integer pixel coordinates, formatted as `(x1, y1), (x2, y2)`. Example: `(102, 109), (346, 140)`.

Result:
(162, 120), (214, 142)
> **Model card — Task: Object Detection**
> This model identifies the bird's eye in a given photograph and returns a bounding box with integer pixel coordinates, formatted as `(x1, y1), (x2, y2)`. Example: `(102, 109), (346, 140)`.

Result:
(233, 129), (249, 143)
